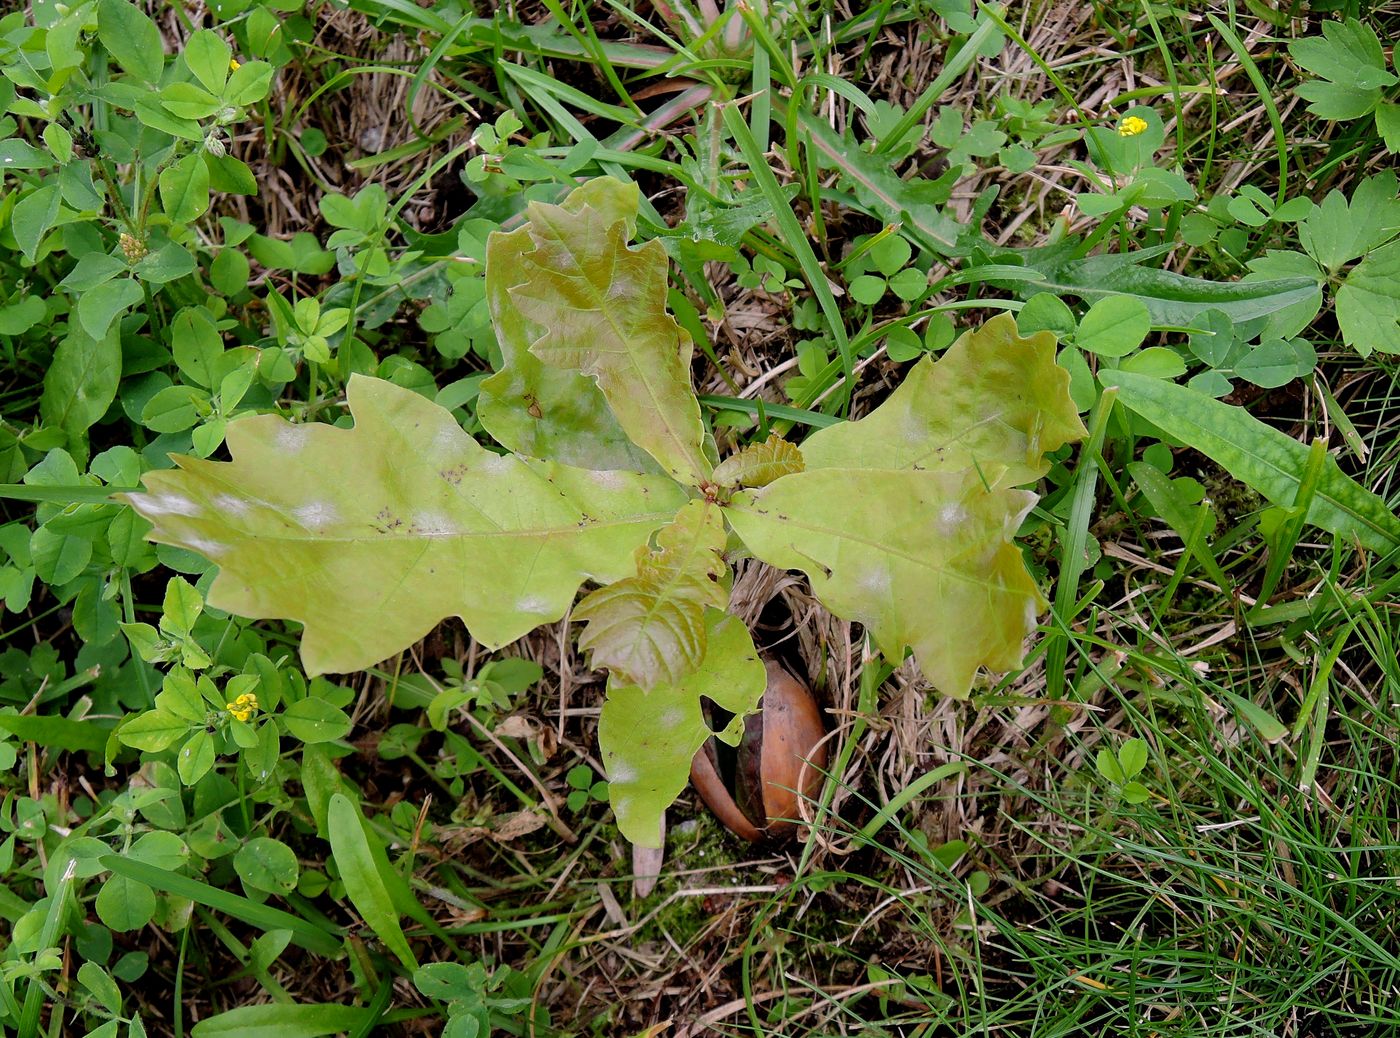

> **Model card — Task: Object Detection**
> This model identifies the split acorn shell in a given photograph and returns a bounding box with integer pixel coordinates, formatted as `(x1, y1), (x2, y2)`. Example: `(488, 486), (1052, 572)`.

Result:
(690, 660), (827, 841)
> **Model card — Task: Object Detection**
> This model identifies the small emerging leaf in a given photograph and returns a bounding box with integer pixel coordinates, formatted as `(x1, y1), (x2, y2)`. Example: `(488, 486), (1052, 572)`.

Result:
(599, 610), (765, 847)
(1095, 748), (1125, 784)
(121, 376), (686, 675)
(712, 434), (805, 489)
(574, 500), (728, 690)
(1117, 737), (1149, 780)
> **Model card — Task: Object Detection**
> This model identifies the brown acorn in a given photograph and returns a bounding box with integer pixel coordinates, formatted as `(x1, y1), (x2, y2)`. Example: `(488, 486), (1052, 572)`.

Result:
(690, 660), (827, 841)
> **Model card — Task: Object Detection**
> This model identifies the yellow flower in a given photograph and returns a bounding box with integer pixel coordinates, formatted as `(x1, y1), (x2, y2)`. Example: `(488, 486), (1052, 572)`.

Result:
(226, 692), (258, 723)
(229, 58), (241, 72)
(1118, 115), (1149, 138)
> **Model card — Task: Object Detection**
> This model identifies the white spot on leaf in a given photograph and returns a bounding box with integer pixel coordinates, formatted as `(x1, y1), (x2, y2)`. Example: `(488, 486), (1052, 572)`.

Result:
(431, 425), (462, 456)
(214, 494), (250, 516)
(514, 595), (553, 615)
(658, 707), (684, 728)
(856, 567), (892, 597)
(276, 424), (309, 453)
(608, 762), (638, 785)
(938, 504), (968, 533)
(292, 501), (337, 530)
(138, 492), (202, 517)
(183, 536), (226, 557)
(412, 510), (457, 536)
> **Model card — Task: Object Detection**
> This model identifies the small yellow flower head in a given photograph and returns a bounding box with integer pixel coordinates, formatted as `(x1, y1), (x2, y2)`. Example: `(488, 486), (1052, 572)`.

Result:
(1118, 115), (1149, 138)
(229, 58), (241, 72)
(226, 692), (258, 723)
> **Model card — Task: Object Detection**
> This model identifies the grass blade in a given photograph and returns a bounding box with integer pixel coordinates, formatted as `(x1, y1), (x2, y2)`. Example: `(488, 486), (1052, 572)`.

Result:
(98, 855), (343, 957)
(0, 484), (133, 504)
(190, 1003), (369, 1038)
(722, 104), (853, 412)
(1127, 460), (1232, 590)
(1250, 438), (1329, 615)
(874, 10), (1004, 153)
(698, 394), (840, 429)
(1046, 387), (1116, 701)
(18, 858), (76, 1038)
(1206, 13), (1288, 206)
(797, 108), (964, 255)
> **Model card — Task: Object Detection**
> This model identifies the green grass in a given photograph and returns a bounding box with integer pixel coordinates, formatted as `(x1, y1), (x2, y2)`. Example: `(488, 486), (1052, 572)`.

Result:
(739, 597), (1400, 1035)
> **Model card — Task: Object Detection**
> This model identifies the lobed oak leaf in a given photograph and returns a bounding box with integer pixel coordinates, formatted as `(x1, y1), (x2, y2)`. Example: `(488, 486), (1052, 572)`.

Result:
(477, 178), (659, 471)
(121, 375), (686, 676)
(502, 182), (711, 485)
(723, 314), (1086, 698)
(574, 499), (728, 690)
(799, 313), (1086, 486)
(726, 468), (1040, 698)
(599, 610), (765, 848)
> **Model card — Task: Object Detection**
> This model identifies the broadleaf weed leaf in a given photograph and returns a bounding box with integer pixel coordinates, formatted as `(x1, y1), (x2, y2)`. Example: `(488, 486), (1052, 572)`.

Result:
(1022, 250), (1319, 327)
(1336, 241), (1400, 355)
(1289, 18), (1395, 122)
(1289, 173), (1400, 355)
(1100, 370), (1400, 551)
(40, 324), (122, 465)
(1297, 171), (1400, 272)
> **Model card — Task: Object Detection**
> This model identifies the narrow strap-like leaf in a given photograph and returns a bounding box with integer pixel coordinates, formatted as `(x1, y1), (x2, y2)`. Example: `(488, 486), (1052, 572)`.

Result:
(1101, 369), (1400, 553)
